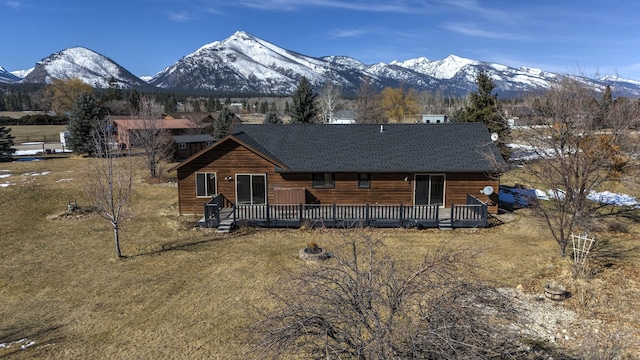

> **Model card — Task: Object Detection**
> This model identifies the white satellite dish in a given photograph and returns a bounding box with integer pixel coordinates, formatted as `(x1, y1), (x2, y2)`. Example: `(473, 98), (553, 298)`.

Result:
(490, 132), (499, 142)
(481, 186), (494, 196)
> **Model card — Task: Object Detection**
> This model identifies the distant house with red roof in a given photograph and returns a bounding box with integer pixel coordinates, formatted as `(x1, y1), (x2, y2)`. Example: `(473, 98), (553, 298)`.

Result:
(111, 117), (203, 149)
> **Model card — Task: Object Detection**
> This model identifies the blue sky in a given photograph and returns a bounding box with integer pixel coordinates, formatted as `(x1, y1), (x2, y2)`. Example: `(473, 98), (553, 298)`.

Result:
(2, 0), (640, 80)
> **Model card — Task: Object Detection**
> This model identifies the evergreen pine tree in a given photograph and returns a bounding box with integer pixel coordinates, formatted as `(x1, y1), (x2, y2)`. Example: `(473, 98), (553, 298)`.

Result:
(102, 76), (123, 102)
(597, 85), (613, 128)
(128, 89), (141, 114)
(289, 76), (318, 123)
(163, 96), (178, 113)
(454, 70), (510, 159)
(263, 112), (283, 124)
(67, 93), (107, 156)
(192, 100), (201, 112)
(284, 101), (290, 115)
(212, 108), (234, 139)
(0, 126), (16, 162)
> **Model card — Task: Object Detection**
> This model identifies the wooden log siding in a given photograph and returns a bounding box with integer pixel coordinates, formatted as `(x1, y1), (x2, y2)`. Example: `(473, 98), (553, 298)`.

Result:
(176, 139), (500, 215)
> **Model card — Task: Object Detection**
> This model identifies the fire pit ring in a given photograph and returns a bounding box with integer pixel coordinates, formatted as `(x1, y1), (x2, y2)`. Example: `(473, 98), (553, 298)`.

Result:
(544, 282), (567, 301)
(299, 242), (328, 261)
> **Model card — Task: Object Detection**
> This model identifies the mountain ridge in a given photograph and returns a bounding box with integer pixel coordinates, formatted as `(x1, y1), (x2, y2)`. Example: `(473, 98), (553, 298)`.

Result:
(3, 30), (640, 97)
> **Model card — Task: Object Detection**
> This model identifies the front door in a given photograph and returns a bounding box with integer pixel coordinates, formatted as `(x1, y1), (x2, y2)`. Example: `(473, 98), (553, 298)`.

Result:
(236, 174), (267, 205)
(414, 174), (445, 206)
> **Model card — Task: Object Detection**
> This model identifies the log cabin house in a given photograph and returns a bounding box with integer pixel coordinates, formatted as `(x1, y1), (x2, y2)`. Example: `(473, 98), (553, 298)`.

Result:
(170, 123), (506, 230)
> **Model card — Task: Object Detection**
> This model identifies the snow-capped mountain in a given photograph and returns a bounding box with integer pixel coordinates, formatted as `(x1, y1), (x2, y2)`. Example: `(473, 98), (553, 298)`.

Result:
(3, 31), (640, 97)
(0, 66), (21, 83)
(11, 68), (34, 78)
(151, 31), (340, 93)
(150, 31), (640, 96)
(20, 47), (147, 88)
(150, 31), (444, 94)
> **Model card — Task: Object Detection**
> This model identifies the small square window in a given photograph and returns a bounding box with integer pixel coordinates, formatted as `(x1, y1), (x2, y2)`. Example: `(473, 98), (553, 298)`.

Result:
(357, 173), (370, 189)
(178, 143), (187, 150)
(312, 173), (335, 188)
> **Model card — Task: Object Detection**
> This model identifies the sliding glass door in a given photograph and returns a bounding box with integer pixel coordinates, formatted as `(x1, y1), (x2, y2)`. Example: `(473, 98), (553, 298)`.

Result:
(236, 174), (267, 205)
(414, 174), (445, 206)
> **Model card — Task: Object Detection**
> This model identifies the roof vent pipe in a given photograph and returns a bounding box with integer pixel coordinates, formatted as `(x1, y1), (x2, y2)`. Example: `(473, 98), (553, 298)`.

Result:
(380, 124), (384, 133)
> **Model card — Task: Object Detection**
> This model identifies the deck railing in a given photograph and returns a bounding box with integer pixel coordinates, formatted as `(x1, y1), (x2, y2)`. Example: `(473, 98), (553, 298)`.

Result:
(450, 195), (488, 228)
(205, 197), (488, 229)
(232, 203), (443, 228)
(203, 194), (234, 228)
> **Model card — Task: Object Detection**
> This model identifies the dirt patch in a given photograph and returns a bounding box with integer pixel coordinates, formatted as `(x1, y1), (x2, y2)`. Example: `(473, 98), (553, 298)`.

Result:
(46, 207), (98, 221)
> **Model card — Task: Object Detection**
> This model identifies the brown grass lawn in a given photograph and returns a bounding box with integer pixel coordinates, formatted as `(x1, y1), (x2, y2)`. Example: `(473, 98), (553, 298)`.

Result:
(1, 157), (639, 359)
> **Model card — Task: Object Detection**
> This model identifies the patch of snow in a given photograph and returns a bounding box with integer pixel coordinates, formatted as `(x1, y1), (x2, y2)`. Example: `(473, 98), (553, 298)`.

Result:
(0, 337), (35, 350)
(588, 191), (639, 207)
(56, 178), (73, 183)
(26, 171), (51, 176)
(0, 174), (10, 179)
(517, 187), (640, 208)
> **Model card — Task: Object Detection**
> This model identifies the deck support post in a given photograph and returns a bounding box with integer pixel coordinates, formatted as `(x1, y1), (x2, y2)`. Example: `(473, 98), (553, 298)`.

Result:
(332, 203), (337, 223)
(299, 203), (303, 226)
(266, 203), (270, 226)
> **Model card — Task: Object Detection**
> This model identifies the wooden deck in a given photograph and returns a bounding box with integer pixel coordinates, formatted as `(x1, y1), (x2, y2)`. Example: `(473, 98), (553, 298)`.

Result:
(200, 194), (489, 230)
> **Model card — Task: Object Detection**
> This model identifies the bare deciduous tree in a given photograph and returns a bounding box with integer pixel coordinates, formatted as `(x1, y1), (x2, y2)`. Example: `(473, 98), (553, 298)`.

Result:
(317, 81), (343, 123)
(250, 233), (520, 359)
(354, 77), (385, 124)
(129, 97), (173, 178)
(86, 117), (134, 258)
(517, 77), (640, 257)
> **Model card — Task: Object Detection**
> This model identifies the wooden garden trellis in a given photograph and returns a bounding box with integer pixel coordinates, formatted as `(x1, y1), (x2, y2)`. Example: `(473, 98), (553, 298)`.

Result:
(572, 233), (595, 274)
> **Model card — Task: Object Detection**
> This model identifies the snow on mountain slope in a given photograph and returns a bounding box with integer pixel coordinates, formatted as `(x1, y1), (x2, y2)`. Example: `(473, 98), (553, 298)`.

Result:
(394, 55), (479, 79)
(150, 31), (331, 93)
(21, 47), (147, 88)
(0, 66), (21, 83)
(10, 68), (33, 78)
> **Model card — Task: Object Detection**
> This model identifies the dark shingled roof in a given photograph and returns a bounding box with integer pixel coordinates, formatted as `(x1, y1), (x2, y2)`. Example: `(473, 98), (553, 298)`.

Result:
(173, 134), (216, 144)
(231, 123), (505, 173)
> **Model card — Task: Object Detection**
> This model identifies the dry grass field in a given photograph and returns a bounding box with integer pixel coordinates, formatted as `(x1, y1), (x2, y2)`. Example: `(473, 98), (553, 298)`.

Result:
(1, 156), (639, 359)
(8, 125), (68, 144)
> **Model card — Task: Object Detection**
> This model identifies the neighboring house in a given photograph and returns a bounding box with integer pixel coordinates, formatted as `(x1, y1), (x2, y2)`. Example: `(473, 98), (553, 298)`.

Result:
(329, 110), (356, 124)
(171, 123), (505, 229)
(173, 134), (216, 161)
(111, 117), (202, 149)
(421, 114), (449, 124)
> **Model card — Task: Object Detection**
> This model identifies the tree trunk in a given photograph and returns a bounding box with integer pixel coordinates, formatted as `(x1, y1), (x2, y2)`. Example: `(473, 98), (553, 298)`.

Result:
(113, 222), (123, 258)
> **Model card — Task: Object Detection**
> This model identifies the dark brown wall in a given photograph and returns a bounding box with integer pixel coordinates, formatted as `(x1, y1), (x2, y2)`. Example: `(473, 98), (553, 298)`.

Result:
(176, 140), (500, 215)
(175, 142), (208, 161)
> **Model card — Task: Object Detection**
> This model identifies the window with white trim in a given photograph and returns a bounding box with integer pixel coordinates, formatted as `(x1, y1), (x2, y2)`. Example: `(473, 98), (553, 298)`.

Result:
(195, 172), (216, 197)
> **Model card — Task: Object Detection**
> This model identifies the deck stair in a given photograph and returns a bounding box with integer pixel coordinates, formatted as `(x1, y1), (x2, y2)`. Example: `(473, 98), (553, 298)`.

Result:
(438, 218), (453, 231)
(217, 219), (235, 233)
